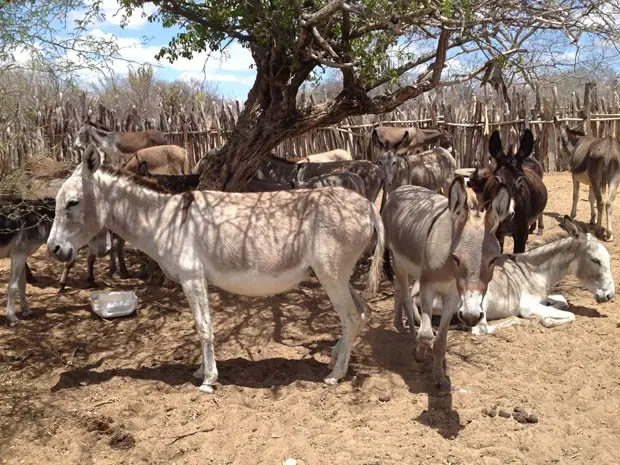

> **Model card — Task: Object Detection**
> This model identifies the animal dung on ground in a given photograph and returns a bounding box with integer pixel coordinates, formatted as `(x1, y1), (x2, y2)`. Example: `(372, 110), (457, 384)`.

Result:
(89, 291), (138, 319)
(486, 405), (539, 424)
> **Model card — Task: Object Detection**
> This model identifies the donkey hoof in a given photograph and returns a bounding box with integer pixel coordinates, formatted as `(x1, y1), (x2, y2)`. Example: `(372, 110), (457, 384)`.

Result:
(199, 383), (215, 394)
(21, 307), (33, 317)
(7, 318), (20, 327)
(119, 271), (130, 279)
(536, 228), (544, 236)
(394, 321), (408, 334)
(605, 233), (614, 242)
(436, 379), (452, 396)
(323, 376), (339, 386)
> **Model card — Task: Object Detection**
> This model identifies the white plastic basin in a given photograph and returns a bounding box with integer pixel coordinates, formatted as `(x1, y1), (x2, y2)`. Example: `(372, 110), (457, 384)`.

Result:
(89, 291), (138, 318)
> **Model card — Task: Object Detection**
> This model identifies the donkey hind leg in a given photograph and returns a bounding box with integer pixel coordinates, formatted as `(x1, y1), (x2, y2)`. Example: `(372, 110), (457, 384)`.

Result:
(6, 254), (27, 326)
(329, 285), (366, 369)
(414, 282), (436, 363)
(116, 237), (130, 278)
(85, 251), (98, 288)
(316, 275), (364, 385)
(520, 301), (575, 328)
(603, 176), (620, 242)
(24, 262), (37, 283)
(513, 226), (529, 254)
(570, 175), (580, 220)
(393, 262), (417, 333)
(588, 187), (597, 225)
(432, 292), (460, 394)
(182, 278), (218, 393)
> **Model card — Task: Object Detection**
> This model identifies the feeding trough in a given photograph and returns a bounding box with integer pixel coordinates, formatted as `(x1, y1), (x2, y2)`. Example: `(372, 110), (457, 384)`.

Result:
(89, 291), (138, 319)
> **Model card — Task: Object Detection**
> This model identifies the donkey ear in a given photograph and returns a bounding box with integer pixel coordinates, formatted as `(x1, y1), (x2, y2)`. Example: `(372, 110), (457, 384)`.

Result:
(398, 130), (409, 148)
(82, 143), (103, 177)
(137, 161), (149, 177)
(485, 184), (512, 233)
(448, 176), (468, 221)
(371, 129), (384, 150)
(562, 215), (584, 239)
(517, 129), (534, 161)
(488, 131), (503, 161)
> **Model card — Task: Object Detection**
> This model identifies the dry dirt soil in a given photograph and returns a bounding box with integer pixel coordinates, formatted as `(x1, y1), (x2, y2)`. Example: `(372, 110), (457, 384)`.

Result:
(2, 171), (620, 465)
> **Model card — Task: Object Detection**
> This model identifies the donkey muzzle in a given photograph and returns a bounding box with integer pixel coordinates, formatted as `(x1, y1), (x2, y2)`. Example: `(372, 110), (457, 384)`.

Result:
(595, 289), (615, 303)
(47, 242), (75, 263)
(457, 291), (485, 327)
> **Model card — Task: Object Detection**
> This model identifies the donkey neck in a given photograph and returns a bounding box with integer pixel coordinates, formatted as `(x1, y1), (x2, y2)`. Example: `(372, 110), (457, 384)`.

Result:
(514, 236), (581, 293)
(92, 171), (172, 256)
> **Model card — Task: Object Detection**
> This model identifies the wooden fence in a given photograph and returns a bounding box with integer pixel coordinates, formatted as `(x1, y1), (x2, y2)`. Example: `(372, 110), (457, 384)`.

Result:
(2, 81), (620, 173)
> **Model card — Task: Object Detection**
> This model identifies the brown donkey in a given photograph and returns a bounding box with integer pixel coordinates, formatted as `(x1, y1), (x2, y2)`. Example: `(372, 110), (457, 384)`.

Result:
(75, 123), (167, 165)
(468, 129), (547, 253)
(366, 126), (452, 160)
(123, 145), (190, 175)
(555, 117), (620, 241)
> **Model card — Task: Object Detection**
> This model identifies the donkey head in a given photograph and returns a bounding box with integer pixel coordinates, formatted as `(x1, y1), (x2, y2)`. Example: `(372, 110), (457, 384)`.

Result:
(489, 129), (534, 172)
(563, 216), (616, 303)
(47, 144), (108, 263)
(374, 129), (409, 187)
(448, 176), (512, 326)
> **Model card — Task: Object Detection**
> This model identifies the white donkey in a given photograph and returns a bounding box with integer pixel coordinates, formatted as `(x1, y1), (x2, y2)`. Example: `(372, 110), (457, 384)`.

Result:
(382, 178), (512, 393)
(46, 144), (385, 393)
(406, 216), (616, 334)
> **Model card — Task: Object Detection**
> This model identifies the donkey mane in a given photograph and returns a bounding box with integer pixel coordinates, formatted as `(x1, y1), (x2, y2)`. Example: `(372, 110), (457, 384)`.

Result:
(99, 165), (172, 194)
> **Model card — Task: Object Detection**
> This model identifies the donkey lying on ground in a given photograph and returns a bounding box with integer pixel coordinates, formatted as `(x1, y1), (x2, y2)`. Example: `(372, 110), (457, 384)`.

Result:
(555, 117), (620, 241)
(381, 178), (512, 392)
(47, 144), (385, 393)
(373, 131), (456, 197)
(256, 154), (383, 203)
(296, 149), (352, 163)
(123, 145), (190, 175)
(468, 129), (547, 253)
(405, 216), (615, 334)
(75, 123), (167, 166)
(0, 196), (110, 325)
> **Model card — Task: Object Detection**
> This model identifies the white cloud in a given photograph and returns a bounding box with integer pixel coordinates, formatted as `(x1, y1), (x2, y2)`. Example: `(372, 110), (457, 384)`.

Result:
(70, 0), (157, 29)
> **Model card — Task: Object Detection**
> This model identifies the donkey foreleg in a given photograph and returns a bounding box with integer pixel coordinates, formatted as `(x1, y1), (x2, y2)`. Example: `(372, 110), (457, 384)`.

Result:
(432, 292), (460, 394)
(471, 315), (521, 336)
(58, 259), (75, 293)
(182, 277), (218, 393)
(24, 262), (37, 283)
(570, 176), (580, 220)
(604, 177), (620, 242)
(85, 251), (98, 288)
(520, 302), (575, 328)
(6, 254), (28, 326)
(414, 282), (435, 362)
(393, 262), (417, 333)
(542, 294), (568, 309)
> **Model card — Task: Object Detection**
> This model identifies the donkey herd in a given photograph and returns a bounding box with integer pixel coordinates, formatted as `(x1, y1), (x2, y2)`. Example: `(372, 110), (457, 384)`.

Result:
(0, 119), (617, 395)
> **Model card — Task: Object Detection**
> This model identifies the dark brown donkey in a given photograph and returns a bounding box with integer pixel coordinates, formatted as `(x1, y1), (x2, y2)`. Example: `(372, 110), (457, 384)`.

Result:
(468, 129), (547, 253)
(555, 117), (620, 241)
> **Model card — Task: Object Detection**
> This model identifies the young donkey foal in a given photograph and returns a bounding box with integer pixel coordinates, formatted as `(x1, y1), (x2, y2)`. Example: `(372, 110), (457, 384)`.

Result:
(409, 216), (616, 335)
(381, 178), (512, 392)
(47, 145), (385, 393)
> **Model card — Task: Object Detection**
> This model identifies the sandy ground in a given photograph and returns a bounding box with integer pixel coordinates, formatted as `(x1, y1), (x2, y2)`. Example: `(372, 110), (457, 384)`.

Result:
(1, 171), (620, 465)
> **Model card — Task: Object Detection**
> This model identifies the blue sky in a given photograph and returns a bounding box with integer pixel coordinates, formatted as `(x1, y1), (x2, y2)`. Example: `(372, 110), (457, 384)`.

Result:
(68, 0), (257, 100)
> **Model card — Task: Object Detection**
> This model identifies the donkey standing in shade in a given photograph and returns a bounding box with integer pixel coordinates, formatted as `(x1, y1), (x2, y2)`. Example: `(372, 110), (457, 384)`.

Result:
(0, 196), (110, 325)
(373, 130), (456, 199)
(381, 178), (512, 392)
(47, 144), (385, 393)
(74, 123), (167, 166)
(406, 216), (615, 334)
(555, 117), (620, 241)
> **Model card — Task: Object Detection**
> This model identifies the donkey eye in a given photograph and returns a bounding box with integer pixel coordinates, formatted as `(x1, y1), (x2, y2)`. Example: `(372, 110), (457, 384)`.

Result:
(66, 200), (79, 210)
(591, 258), (601, 265)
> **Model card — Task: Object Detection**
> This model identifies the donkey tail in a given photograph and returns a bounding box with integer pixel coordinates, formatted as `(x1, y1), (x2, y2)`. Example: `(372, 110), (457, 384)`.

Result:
(367, 202), (385, 295)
